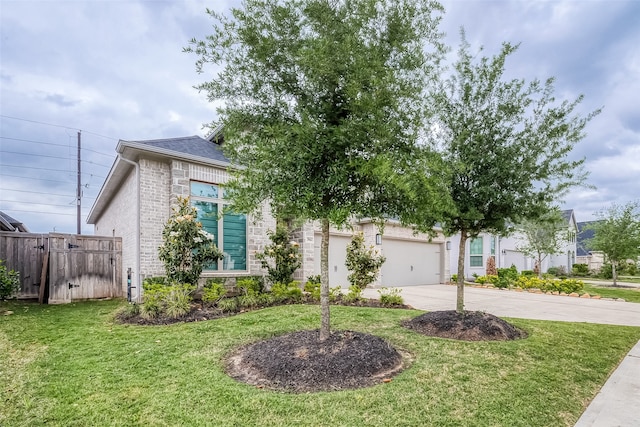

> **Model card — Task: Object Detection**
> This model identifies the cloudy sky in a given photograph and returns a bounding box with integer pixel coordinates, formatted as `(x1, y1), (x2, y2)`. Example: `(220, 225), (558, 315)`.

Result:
(1, 0), (638, 234)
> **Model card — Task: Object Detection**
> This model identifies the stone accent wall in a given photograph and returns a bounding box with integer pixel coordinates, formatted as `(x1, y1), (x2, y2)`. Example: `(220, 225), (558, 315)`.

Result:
(139, 158), (171, 279)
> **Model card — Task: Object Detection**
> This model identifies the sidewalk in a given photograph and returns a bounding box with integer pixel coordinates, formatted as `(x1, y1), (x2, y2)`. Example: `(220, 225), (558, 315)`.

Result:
(362, 285), (640, 426)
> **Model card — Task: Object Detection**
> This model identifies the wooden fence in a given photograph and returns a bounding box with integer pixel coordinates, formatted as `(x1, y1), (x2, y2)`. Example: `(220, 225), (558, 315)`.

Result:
(0, 232), (122, 303)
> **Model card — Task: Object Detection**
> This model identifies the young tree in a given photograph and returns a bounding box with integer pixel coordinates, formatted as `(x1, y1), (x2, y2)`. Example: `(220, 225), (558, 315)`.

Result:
(516, 208), (567, 278)
(427, 33), (600, 312)
(587, 202), (640, 286)
(186, 0), (449, 340)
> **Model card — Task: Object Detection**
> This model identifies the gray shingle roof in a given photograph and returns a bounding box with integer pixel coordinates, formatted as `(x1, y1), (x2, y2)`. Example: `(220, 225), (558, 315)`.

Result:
(133, 135), (229, 164)
(0, 211), (29, 232)
(577, 221), (599, 257)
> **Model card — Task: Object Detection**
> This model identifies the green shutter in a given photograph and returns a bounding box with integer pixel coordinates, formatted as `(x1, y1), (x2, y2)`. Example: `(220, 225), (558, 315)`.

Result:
(222, 211), (246, 271)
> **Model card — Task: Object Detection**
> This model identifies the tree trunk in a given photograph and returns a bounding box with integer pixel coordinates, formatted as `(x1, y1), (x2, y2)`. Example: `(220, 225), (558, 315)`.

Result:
(457, 231), (467, 313)
(537, 252), (543, 279)
(320, 218), (331, 341)
(612, 262), (618, 287)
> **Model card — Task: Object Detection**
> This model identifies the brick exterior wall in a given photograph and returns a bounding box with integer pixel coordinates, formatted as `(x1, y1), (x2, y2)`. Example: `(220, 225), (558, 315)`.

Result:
(93, 166), (139, 298)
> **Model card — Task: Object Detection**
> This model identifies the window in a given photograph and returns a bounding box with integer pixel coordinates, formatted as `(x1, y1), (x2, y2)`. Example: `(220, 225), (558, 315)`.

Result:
(469, 237), (483, 267)
(190, 181), (247, 271)
(490, 236), (496, 256)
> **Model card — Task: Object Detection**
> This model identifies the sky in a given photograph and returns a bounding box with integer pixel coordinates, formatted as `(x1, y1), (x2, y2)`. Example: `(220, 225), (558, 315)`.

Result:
(1, 0), (638, 234)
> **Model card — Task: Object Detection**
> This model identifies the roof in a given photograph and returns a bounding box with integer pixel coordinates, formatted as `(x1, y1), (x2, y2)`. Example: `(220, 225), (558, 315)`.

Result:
(128, 135), (229, 164)
(577, 221), (600, 257)
(87, 135), (230, 225)
(0, 211), (30, 232)
(562, 209), (574, 223)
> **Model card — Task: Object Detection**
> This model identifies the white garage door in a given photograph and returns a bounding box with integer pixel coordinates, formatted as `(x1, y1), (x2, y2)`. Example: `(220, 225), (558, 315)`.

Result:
(381, 239), (442, 286)
(313, 234), (351, 288)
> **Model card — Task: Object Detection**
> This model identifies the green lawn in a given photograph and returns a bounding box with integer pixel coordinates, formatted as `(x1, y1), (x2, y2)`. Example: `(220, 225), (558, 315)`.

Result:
(582, 283), (640, 303)
(2, 300), (639, 427)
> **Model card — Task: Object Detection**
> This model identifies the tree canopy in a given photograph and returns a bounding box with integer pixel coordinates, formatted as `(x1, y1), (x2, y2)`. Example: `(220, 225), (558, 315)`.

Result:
(186, 0), (450, 339)
(587, 202), (640, 286)
(516, 208), (568, 278)
(423, 32), (600, 312)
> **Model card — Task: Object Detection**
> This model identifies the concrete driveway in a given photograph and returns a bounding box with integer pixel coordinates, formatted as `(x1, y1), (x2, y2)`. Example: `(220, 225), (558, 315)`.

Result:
(362, 284), (640, 326)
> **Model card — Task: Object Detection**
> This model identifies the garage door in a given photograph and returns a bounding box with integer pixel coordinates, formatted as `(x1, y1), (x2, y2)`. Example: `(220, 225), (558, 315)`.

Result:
(381, 239), (442, 286)
(313, 234), (351, 288)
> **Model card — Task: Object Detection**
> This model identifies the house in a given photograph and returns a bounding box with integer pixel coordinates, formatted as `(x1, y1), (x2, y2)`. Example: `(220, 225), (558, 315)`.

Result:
(87, 134), (449, 301)
(448, 209), (578, 278)
(0, 211), (30, 232)
(576, 221), (605, 272)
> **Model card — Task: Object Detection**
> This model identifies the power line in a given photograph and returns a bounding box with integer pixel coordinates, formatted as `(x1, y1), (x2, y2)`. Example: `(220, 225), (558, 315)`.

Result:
(0, 136), (116, 158)
(0, 200), (77, 208)
(0, 114), (118, 141)
(0, 188), (75, 198)
(0, 173), (71, 184)
(0, 149), (112, 168)
(0, 208), (76, 217)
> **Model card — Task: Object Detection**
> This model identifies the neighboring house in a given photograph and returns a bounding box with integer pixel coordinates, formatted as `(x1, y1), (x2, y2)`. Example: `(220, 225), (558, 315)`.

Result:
(575, 221), (605, 272)
(87, 134), (450, 302)
(448, 210), (578, 278)
(0, 211), (30, 232)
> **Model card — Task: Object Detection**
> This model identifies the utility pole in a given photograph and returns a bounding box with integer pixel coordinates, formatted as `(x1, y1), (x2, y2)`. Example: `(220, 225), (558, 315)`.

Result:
(77, 131), (81, 235)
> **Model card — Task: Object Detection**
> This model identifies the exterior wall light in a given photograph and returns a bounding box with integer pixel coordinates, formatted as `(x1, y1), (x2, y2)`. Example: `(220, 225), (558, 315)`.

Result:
(375, 233), (382, 245)
(446, 241), (451, 250)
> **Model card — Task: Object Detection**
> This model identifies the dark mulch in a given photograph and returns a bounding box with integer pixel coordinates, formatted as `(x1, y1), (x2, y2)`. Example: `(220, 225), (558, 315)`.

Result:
(226, 329), (405, 393)
(403, 310), (528, 341)
(116, 296), (413, 326)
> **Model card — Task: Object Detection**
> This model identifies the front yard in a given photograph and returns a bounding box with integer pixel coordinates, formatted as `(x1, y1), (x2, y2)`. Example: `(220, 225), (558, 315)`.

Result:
(2, 299), (639, 426)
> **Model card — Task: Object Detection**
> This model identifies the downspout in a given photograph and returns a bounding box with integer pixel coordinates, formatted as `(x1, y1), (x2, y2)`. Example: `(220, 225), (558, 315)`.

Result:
(118, 155), (141, 303)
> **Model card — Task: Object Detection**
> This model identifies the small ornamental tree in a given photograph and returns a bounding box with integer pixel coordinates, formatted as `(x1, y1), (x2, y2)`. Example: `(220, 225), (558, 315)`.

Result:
(516, 208), (567, 278)
(345, 232), (386, 290)
(256, 225), (302, 285)
(485, 256), (497, 277)
(587, 202), (640, 286)
(158, 197), (224, 285)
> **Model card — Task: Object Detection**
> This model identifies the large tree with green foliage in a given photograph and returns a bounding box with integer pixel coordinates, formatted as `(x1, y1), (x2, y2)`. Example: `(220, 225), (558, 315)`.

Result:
(426, 33), (600, 312)
(587, 202), (640, 286)
(515, 208), (567, 278)
(186, 0), (449, 340)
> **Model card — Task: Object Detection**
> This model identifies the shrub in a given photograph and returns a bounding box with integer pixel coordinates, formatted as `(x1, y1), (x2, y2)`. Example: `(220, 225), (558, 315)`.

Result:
(158, 196), (224, 286)
(218, 297), (239, 313)
(238, 294), (260, 309)
(599, 264), (613, 279)
(378, 287), (404, 306)
(141, 279), (194, 319)
(521, 270), (535, 277)
(451, 274), (458, 283)
(345, 232), (385, 289)
(497, 265), (518, 285)
(271, 282), (302, 302)
(343, 285), (363, 303)
(236, 277), (264, 296)
(202, 279), (227, 305)
(0, 260), (20, 300)
(546, 266), (567, 277)
(258, 292), (277, 306)
(164, 284), (195, 319)
(572, 263), (589, 276)
(256, 225), (301, 285)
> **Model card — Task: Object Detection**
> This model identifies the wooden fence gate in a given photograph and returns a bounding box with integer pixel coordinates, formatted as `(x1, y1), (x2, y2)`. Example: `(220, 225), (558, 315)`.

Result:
(0, 232), (122, 303)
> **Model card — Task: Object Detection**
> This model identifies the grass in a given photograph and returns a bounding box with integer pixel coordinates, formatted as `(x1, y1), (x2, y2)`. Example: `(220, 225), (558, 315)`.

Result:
(582, 283), (640, 303)
(1, 300), (639, 427)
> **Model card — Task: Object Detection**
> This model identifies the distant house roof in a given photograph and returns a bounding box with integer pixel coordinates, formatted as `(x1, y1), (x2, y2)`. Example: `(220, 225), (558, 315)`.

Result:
(561, 209), (574, 223)
(577, 221), (600, 257)
(87, 134), (230, 225)
(0, 211), (30, 232)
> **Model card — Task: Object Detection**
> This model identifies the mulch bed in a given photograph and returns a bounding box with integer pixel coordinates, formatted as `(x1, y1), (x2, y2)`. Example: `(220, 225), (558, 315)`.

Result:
(115, 296), (413, 326)
(226, 329), (404, 393)
(403, 310), (528, 341)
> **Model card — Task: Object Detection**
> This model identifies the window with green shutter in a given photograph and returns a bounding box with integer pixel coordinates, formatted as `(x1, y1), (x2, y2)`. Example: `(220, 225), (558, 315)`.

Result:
(190, 181), (247, 271)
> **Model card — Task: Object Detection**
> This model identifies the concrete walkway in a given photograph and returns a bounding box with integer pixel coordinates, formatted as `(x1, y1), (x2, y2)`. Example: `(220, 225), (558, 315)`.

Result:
(362, 285), (640, 426)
